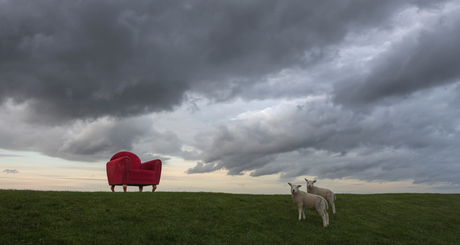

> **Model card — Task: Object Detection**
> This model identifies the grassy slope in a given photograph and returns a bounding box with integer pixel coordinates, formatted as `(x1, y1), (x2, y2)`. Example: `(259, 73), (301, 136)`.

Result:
(0, 190), (459, 244)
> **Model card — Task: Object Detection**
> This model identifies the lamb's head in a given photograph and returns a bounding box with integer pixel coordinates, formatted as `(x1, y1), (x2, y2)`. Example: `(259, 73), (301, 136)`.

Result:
(304, 178), (316, 189)
(288, 182), (302, 194)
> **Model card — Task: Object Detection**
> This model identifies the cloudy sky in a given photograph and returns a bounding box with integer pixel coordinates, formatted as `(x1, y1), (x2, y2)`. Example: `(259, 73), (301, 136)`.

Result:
(1, 0), (460, 194)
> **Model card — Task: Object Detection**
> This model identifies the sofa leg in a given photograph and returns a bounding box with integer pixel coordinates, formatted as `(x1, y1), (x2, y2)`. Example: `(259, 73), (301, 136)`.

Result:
(111, 185), (115, 192)
(139, 186), (143, 192)
(123, 184), (127, 192)
(152, 185), (157, 192)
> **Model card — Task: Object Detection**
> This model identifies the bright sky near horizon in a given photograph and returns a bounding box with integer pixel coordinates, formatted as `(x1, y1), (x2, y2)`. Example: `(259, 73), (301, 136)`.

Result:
(1, 0), (460, 194)
(1, 149), (456, 194)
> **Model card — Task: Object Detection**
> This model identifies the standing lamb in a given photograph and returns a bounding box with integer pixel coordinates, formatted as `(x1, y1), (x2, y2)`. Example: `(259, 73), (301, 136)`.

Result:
(305, 178), (336, 214)
(288, 183), (329, 227)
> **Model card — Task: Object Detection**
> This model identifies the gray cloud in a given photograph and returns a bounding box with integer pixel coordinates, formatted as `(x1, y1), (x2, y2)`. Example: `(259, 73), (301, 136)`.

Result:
(1, 0), (440, 122)
(3, 169), (19, 174)
(188, 87), (460, 184)
(1, 0), (459, 187)
(58, 117), (151, 159)
(0, 112), (196, 162)
(1, 0), (191, 123)
(334, 8), (460, 107)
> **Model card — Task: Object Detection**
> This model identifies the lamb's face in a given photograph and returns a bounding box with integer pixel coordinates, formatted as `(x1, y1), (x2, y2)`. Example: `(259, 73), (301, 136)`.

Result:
(288, 183), (301, 194)
(305, 179), (316, 188)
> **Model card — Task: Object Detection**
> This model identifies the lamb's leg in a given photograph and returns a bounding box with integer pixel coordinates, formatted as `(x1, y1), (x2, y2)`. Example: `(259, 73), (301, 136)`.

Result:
(331, 192), (336, 213)
(316, 208), (329, 227)
(297, 205), (304, 220)
(325, 192), (333, 214)
(319, 210), (328, 227)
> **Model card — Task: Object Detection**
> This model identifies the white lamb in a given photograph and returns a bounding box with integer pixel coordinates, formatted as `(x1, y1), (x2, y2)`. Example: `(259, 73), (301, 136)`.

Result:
(305, 178), (336, 214)
(288, 183), (329, 227)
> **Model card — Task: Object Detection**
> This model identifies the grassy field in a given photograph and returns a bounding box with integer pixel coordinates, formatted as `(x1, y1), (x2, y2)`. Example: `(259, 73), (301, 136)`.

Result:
(0, 190), (459, 244)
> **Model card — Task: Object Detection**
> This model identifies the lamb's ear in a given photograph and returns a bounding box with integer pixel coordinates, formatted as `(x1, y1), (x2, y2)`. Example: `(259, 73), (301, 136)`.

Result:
(313, 180), (317, 183)
(288, 182), (292, 186)
(297, 185), (302, 188)
(304, 178), (308, 181)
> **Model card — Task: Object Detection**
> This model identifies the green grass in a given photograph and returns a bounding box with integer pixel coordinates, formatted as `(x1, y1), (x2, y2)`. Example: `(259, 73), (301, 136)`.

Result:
(1, 190), (459, 244)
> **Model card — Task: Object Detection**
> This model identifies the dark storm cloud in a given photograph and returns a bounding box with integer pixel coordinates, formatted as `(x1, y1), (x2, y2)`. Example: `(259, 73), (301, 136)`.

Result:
(1, 0), (440, 122)
(1, 0), (190, 122)
(334, 11), (460, 106)
(1, 0), (459, 187)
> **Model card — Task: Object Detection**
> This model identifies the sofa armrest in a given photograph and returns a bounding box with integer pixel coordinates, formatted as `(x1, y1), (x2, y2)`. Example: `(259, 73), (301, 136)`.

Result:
(106, 157), (130, 185)
(140, 159), (162, 184)
(140, 159), (160, 170)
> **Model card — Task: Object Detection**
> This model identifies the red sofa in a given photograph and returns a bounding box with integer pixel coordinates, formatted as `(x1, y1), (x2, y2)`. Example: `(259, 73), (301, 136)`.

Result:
(106, 151), (162, 192)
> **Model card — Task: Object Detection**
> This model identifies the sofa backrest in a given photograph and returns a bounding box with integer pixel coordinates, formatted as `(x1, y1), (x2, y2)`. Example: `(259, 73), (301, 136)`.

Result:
(110, 151), (141, 169)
